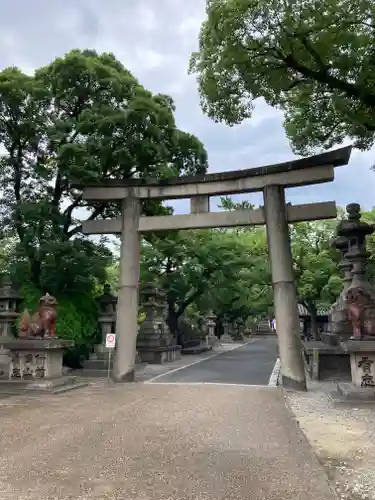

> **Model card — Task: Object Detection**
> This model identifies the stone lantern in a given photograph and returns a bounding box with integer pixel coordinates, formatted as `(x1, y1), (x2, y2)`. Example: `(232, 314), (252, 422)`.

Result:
(331, 204), (375, 392)
(339, 204), (374, 293)
(337, 203), (375, 340)
(0, 275), (23, 378)
(0, 275), (23, 338)
(221, 316), (233, 343)
(205, 311), (218, 346)
(324, 236), (353, 344)
(137, 283), (180, 364)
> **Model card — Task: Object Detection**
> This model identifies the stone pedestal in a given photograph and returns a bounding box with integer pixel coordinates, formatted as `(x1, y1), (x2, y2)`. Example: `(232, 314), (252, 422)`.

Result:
(335, 340), (375, 401)
(137, 345), (181, 364)
(0, 338), (86, 393)
(340, 340), (375, 387)
(137, 284), (181, 364)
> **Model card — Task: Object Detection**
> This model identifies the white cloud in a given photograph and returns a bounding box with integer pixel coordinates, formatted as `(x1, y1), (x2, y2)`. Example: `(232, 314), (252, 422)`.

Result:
(134, 4), (159, 32)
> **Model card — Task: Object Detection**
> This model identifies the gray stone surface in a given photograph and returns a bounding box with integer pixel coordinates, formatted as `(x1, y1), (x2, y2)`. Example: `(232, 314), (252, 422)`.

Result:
(264, 185), (306, 391)
(337, 382), (375, 401)
(151, 337), (278, 385)
(0, 381), (336, 499)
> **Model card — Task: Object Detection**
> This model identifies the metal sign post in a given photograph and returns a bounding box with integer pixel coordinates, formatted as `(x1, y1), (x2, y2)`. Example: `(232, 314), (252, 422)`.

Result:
(105, 333), (116, 383)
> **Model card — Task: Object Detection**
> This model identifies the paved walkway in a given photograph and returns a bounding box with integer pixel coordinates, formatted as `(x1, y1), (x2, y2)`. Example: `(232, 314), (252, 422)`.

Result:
(0, 382), (336, 499)
(147, 336), (278, 385)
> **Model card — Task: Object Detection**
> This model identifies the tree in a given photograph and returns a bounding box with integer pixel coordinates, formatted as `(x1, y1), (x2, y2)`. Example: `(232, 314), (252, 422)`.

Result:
(140, 224), (272, 343)
(290, 219), (342, 338)
(189, 0), (375, 154)
(0, 49), (208, 294)
(197, 227), (272, 324)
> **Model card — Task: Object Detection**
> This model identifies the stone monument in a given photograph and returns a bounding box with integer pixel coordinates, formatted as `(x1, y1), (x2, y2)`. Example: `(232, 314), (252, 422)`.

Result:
(0, 292), (85, 394)
(136, 283), (181, 364)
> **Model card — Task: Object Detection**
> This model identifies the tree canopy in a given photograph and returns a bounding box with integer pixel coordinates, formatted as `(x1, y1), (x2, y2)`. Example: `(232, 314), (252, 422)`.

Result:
(0, 49), (208, 293)
(189, 0), (375, 154)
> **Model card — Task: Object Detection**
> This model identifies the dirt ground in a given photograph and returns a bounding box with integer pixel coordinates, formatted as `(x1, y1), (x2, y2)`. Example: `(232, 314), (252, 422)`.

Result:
(287, 381), (375, 500)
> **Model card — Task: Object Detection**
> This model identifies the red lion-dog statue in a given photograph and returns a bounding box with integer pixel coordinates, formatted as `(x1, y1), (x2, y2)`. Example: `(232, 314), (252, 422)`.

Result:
(347, 287), (375, 340)
(19, 292), (57, 339)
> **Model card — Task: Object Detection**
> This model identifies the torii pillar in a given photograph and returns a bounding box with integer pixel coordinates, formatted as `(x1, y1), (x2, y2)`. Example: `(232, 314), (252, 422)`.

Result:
(112, 196), (141, 381)
(264, 186), (306, 390)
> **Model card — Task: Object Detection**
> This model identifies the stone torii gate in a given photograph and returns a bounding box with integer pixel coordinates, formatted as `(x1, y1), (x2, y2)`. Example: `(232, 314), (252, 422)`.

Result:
(77, 146), (352, 390)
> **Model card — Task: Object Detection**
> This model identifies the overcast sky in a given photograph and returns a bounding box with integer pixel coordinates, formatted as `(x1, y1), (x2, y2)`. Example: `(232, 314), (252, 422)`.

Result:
(1, 0), (374, 214)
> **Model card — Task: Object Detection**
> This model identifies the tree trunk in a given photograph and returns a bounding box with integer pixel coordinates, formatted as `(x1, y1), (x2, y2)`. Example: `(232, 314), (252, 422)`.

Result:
(167, 309), (178, 338)
(30, 258), (42, 289)
(308, 303), (319, 341)
(166, 301), (184, 346)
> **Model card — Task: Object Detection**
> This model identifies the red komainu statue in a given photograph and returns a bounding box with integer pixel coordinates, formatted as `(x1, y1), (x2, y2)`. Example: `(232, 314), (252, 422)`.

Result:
(19, 293), (58, 339)
(347, 287), (375, 339)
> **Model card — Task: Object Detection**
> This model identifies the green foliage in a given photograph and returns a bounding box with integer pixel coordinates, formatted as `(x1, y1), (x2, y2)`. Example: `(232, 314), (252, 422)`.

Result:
(291, 220), (342, 331)
(0, 49), (208, 293)
(199, 228), (272, 321)
(190, 0), (375, 153)
(360, 208), (375, 282)
(9, 238), (112, 297)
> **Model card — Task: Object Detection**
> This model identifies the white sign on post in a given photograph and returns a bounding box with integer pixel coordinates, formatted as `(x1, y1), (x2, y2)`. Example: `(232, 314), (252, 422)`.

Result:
(106, 333), (116, 349)
(105, 333), (116, 384)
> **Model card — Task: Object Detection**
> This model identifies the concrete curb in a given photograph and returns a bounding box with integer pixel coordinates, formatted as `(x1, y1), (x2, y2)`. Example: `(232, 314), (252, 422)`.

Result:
(268, 357), (281, 386)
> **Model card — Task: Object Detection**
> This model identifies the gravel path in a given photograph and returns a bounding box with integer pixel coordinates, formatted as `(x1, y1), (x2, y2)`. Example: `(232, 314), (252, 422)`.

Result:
(0, 382), (336, 500)
(287, 381), (375, 500)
